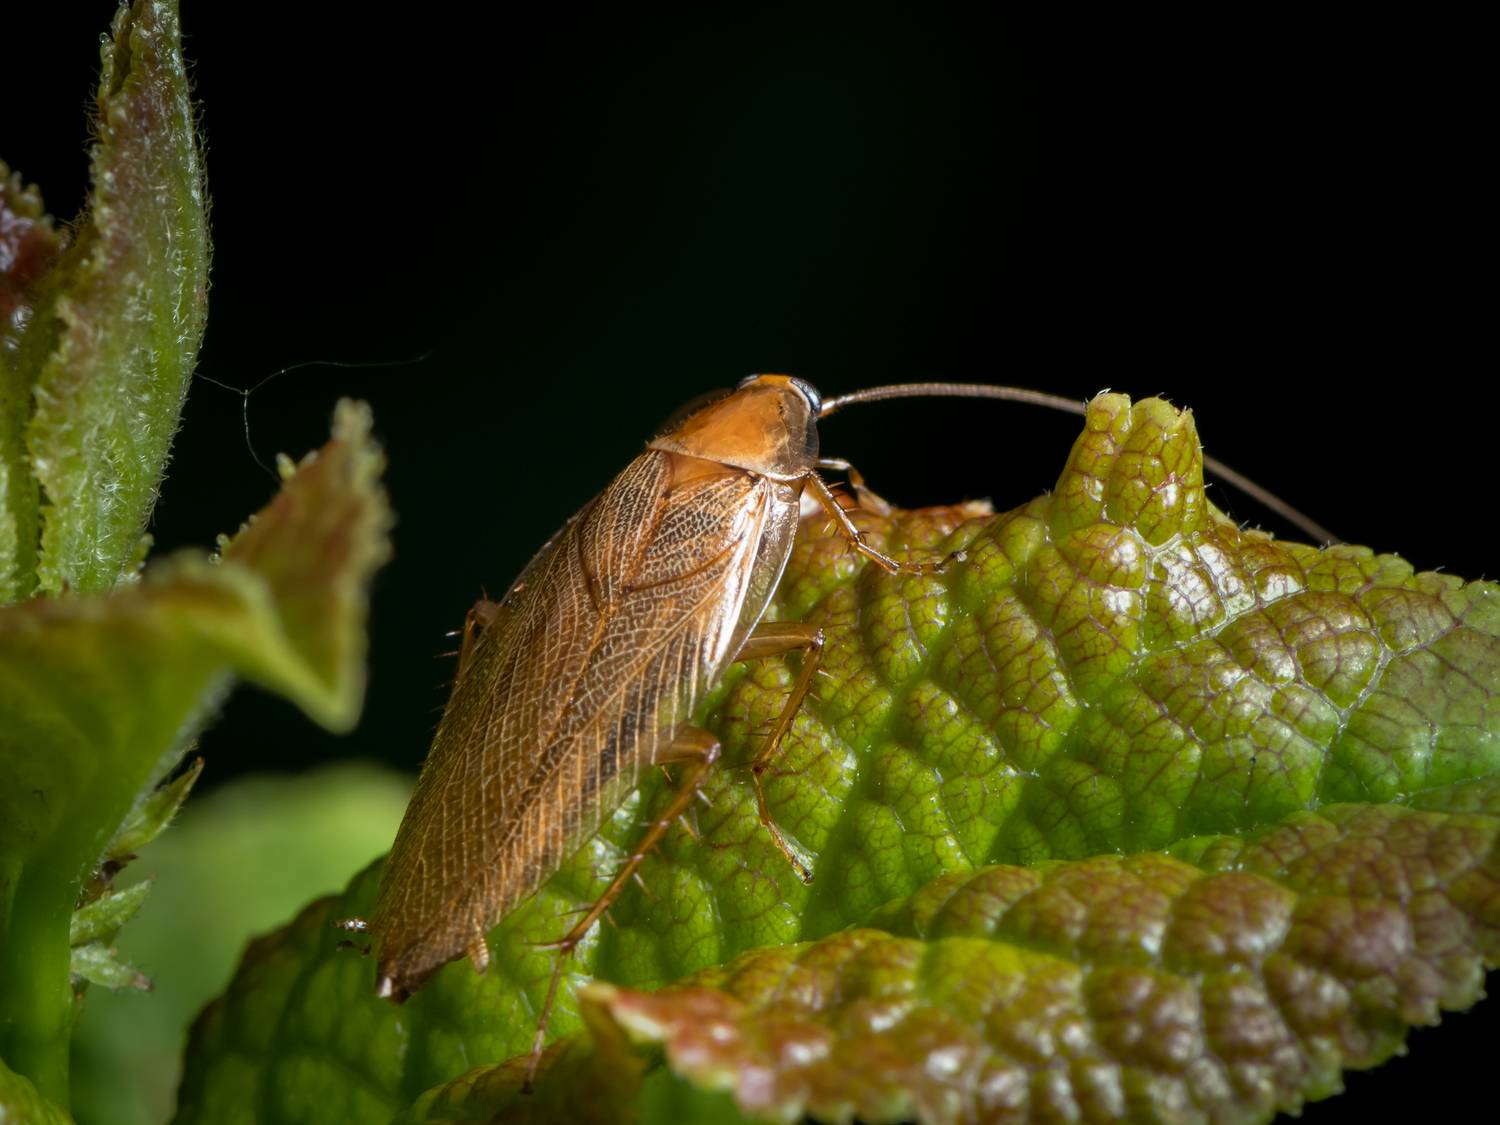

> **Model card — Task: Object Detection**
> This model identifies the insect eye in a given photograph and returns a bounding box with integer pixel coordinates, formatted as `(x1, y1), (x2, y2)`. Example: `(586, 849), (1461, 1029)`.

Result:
(736, 373), (760, 389)
(789, 378), (822, 415)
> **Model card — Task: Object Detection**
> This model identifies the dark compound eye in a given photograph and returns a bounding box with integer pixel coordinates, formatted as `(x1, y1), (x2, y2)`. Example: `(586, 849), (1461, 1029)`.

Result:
(788, 377), (822, 415)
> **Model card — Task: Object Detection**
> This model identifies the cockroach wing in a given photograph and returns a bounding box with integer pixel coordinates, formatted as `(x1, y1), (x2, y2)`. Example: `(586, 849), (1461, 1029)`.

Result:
(369, 449), (801, 997)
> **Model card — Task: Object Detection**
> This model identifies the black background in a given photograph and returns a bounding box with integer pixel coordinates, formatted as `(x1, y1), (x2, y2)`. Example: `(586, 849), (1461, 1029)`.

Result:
(7, 3), (1490, 1118)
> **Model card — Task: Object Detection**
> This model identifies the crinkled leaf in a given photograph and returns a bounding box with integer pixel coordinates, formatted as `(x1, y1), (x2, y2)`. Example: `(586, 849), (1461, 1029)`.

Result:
(16, 0), (209, 598)
(0, 400), (390, 1103)
(71, 941), (152, 993)
(0, 161), (62, 604)
(397, 1022), (785, 1125)
(70, 881), (152, 949)
(0, 399), (389, 870)
(177, 395), (1500, 1124)
(106, 756), (203, 861)
(585, 797), (1500, 1123)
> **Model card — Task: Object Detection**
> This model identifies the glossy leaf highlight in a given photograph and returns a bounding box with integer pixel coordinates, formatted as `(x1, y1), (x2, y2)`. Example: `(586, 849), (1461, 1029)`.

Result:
(586, 798), (1500, 1123)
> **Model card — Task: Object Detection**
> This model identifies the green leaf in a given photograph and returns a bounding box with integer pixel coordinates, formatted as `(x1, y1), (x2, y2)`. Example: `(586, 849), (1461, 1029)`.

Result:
(0, 161), (62, 605)
(70, 881), (152, 949)
(0, 1056), (71, 1125)
(70, 942), (152, 994)
(69, 875), (156, 998)
(585, 798), (1500, 1123)
(0, 400), (391, 1105)
(106, 757), (203, 861)
(391, 998), (646, 1125)
(14, 0), (209, 598)
(394, 1040), (759, 1125)
(177, 395), (1500, 1123)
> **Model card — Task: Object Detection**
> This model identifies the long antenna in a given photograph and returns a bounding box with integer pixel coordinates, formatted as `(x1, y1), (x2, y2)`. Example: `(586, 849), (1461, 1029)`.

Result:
(820, 382), (1337, 545)
(821, 381), (1084, 419)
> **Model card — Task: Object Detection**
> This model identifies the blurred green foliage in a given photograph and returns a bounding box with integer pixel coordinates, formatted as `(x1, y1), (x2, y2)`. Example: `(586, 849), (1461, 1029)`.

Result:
(70, 766), (410, 1125)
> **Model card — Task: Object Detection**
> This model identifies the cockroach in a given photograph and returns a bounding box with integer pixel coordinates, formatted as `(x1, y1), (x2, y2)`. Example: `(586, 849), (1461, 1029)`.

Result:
(339, 375), (1332, 1080)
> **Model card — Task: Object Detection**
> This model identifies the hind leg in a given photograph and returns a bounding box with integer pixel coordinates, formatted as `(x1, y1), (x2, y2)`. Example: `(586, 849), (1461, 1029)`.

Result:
(526, 727), (720, 1088)
(732, 622), (826, 884)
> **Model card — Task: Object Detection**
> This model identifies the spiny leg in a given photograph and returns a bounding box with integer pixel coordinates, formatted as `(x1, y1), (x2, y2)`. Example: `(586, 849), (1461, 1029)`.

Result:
(804, 471), (965, 576)
(733, 622), (825, 884)
(526, 727), (720, 1089)
(816, 456), (893, 517)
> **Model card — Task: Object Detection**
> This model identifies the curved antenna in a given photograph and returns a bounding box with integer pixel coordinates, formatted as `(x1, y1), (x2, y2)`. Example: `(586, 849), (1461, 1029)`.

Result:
(819, 382), (1337, 545)
(821, 382), (1086, 420)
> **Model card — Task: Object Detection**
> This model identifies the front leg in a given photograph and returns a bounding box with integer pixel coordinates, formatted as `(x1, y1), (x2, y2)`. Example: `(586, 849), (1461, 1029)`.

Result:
(804, 472), (965, 576)
(816, 456), (893, 517)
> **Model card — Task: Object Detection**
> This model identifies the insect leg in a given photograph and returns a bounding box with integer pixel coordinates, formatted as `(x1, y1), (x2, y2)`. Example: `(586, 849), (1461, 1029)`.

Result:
(733, 622), (824, 884)
(816, 457), (893, 516)
(526, 727), (721, 1088)
(804, 472), (962, 576)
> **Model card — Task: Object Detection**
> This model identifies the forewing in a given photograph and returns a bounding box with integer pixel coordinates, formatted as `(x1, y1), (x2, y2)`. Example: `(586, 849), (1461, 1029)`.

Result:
(371, 452), (772, 992)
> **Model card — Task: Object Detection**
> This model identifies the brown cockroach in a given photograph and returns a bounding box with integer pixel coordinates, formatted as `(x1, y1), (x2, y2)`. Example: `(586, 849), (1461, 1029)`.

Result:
(340, 375), (1332, 1078)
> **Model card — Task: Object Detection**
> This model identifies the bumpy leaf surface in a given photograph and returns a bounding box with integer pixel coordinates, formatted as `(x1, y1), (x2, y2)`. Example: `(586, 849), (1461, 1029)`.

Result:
(0, 401), (390, 1106)
(175, 396), (1500, 1124)
(13, 0), (209, 598)
(585, 795), (1500, 1123)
